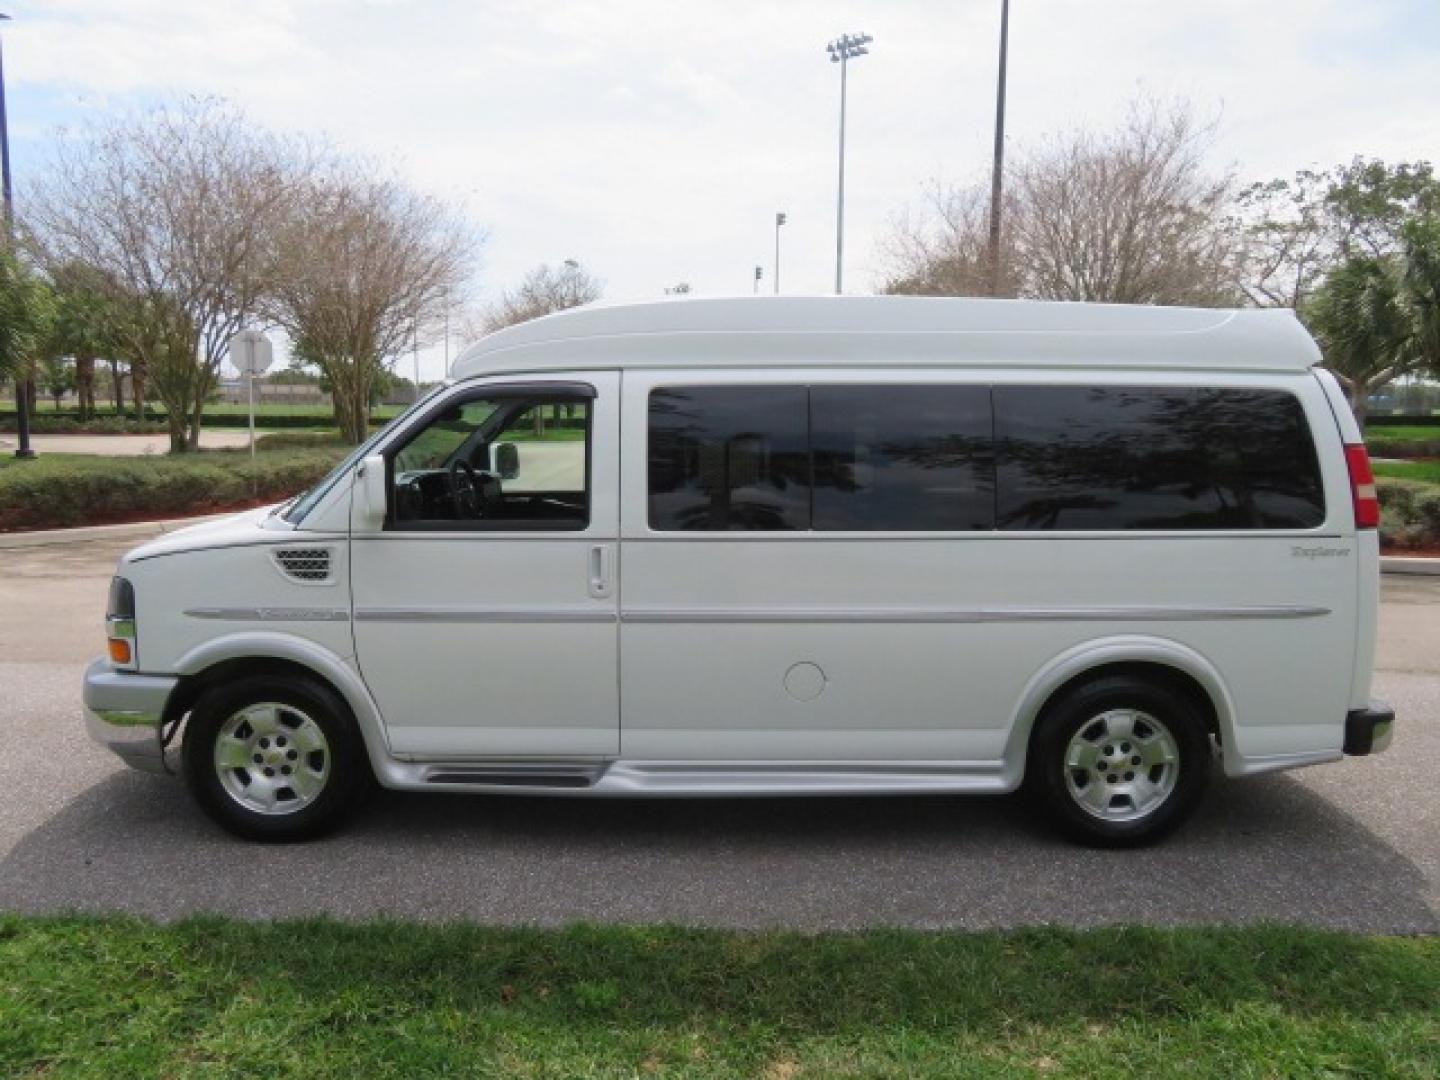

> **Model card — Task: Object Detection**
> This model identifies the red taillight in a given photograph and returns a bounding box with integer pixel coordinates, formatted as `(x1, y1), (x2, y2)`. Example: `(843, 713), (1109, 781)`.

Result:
(1344, 443), (1380, 529)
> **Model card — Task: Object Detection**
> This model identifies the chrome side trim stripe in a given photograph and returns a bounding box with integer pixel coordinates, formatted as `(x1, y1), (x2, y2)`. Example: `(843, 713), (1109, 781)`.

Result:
(191, 603), (1330, 626)
(185, 607), (351, 622)
(619, 604), (1331, 624)
(355, 606), (617, 624)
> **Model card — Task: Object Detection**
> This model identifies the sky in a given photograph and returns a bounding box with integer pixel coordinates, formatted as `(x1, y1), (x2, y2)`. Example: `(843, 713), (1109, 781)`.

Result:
(1, 0), (1437, 381)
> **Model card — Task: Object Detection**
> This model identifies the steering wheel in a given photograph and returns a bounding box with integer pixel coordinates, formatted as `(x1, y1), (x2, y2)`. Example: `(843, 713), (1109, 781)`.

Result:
(447, 459), (482, 518)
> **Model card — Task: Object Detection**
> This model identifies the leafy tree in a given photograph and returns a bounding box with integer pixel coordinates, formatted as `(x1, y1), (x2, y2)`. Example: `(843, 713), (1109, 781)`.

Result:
(38, 351), (75, 409)
(1238, 158), (1440, 309)
(1402, 213), (1440, 373)
(0, 250), (54, 421)
(47, 261), (119, 419)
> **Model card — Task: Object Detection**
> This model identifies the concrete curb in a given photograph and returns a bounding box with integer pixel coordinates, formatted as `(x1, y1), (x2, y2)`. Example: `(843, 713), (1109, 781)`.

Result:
(1380, 555), (1440, 576)
(0, 514), (228, 550)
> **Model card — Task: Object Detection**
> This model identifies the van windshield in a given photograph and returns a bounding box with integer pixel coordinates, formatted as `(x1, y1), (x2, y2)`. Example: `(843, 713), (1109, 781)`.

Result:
(279, 382), (453, 526)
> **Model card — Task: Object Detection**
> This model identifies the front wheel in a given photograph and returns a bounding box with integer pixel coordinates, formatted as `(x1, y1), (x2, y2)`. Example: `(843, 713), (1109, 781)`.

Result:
(182, 673), (369, 841)
(1026, 675), (1212, 847)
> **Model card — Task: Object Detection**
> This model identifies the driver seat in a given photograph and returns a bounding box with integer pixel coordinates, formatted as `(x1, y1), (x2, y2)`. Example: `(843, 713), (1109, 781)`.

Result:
(475, 471), (504, 516)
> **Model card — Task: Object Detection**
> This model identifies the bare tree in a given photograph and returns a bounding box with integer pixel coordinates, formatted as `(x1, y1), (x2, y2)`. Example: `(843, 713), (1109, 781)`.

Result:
(880, 182), (1019, 296)
(1011, 101), (1239, 305)
(883, 100), (1240, 306)
(23, 99), (294, 451)
(484, 260), (603, 331)
(266, 163), (477, 443)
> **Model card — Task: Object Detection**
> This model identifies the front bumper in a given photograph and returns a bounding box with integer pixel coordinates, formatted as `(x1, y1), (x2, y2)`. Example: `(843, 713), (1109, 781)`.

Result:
(1343, 700), (1395, 756)
(82, 657), (180, 775)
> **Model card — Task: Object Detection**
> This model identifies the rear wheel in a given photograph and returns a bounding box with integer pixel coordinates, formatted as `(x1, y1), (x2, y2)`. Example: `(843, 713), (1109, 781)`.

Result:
(182, 673), (368, 841)
(1026, 675), (1211, 847)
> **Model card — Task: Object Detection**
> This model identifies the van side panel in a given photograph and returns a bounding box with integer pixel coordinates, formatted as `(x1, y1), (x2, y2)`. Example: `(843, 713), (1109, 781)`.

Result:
(619, 369), (1357, 776)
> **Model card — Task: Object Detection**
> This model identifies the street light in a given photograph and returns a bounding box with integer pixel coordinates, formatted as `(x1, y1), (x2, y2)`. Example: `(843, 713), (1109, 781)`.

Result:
(0, 11), (34, 460)
(986, 0), (1010, 297)
(773, 211), (786, 294)
(826, 31), (871, 295)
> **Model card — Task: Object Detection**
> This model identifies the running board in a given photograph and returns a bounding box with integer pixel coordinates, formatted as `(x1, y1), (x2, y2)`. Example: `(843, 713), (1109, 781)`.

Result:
(388, 759), (1015, 796)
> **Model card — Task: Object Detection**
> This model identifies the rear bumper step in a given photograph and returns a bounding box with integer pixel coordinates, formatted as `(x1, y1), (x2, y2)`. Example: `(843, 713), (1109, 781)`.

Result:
(1343, 701), (1395, 756)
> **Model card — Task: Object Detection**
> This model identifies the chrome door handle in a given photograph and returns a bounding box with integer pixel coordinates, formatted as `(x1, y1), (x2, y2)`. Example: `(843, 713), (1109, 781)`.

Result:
(588, 545), (612, 599)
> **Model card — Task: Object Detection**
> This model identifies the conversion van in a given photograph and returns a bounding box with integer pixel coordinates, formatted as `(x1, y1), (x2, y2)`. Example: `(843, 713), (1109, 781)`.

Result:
(83, 297), (1394, 846)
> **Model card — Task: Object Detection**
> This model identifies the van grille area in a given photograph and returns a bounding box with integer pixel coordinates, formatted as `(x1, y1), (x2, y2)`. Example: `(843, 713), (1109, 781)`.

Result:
(273, 547), (333, 584)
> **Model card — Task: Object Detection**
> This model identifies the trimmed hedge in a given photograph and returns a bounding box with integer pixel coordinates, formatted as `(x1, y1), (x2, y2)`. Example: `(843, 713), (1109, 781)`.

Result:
(0, 413), (170, 435)
(1368, 436), (1440, 459)
(1378, 476), (1440, 550)
(1, 408), (391, 433)
(254, 431), (355, 450)
(0, 447), (348, 531)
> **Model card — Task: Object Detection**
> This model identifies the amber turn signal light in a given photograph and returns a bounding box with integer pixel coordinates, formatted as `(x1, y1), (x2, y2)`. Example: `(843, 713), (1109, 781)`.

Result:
(108, 638), (133, 665)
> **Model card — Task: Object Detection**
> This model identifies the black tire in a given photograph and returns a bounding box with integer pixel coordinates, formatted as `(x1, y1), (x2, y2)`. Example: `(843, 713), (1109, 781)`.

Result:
(1025, 675), (1212, 848)
(182, 672), (369, 842)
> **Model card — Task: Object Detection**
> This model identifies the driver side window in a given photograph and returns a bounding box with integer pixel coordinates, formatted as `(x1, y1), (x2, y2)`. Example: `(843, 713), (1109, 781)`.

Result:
(388, 390), (591, 531)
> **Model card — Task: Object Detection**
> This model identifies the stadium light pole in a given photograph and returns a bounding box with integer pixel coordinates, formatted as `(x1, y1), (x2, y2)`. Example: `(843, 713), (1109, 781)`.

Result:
(986, 0), (1010, 297)
(827, 32), (871, 295)
(773, 211), (786, 294)
(0, 11), (34, 460)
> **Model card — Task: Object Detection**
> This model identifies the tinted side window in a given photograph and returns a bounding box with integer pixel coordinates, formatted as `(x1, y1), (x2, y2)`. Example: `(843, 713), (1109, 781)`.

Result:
(994, 386), (1325, 530)
(811, 386), (994, 530)
(649, 387), (811, 530)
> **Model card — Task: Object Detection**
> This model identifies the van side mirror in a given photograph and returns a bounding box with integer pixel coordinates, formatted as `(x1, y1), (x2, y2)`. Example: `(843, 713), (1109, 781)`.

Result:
(493, 442), (520, 480)
(356, 454), (388, 529)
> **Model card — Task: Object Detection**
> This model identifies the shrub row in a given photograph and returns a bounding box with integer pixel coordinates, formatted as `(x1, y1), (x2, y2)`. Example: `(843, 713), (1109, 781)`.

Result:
(1367, 436), (1440, 459)
(254, 431), (356, 450)
(0, 414), (170, 435)
(0, 447), (348, 531)
(1377, 477), (1440, 551)
(0, 409), (390, 433)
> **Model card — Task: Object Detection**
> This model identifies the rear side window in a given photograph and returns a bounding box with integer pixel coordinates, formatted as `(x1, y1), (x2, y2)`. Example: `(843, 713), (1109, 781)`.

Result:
(811, 386), (993, 530)
(649, 386), (810, 530)
(994, 386), (1325, 530)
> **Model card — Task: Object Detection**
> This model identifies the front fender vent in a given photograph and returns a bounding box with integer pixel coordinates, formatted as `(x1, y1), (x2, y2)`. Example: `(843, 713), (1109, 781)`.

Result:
(273, 547), (333, 584)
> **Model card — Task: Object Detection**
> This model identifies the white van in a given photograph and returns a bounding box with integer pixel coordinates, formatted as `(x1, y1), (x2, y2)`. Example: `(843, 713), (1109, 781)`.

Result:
(83, 297), (1394, 846)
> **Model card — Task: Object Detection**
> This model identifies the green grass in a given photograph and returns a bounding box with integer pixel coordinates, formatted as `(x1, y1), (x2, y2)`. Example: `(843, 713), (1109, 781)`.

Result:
(1374, 459), (1440, 485)
(1367, 424), (1440, 443)
(0, 919), (1435, 1078)
(0, 445), (348, 530)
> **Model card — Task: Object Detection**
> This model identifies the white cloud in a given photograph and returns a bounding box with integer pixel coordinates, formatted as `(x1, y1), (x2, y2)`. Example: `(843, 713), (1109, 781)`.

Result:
(2, 0), (1437, 379)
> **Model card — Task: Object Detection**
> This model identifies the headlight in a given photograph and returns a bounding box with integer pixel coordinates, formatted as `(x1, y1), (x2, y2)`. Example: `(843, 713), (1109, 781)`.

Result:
(106, 576), (137, 668)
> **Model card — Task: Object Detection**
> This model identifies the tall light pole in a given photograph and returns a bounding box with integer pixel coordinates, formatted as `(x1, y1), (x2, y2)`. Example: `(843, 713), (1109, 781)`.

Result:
(1, 11), (33, 460)
(827, 31), (871, 295)
(773, 211), (786, 294)
(986, 0), (1010, 298)
(0, 13), (12, 226)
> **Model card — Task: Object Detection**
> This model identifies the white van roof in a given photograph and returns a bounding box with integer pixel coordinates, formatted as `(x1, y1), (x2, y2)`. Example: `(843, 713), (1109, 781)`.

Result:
(451, 296), (1321, 379)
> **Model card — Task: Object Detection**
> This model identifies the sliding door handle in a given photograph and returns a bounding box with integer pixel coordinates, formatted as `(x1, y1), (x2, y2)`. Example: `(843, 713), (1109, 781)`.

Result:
(588, 545), (612, 599)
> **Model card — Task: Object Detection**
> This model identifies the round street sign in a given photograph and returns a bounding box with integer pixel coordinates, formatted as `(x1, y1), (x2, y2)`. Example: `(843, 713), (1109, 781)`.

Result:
(228, 330), (274, 376)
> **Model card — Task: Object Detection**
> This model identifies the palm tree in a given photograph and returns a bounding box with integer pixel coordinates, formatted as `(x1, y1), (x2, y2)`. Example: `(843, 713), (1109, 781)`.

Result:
(1304, 255), (1414, 427)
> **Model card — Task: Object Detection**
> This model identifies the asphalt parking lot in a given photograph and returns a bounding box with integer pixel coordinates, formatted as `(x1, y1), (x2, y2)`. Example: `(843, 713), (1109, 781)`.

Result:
(1, 534), (1435, 931)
